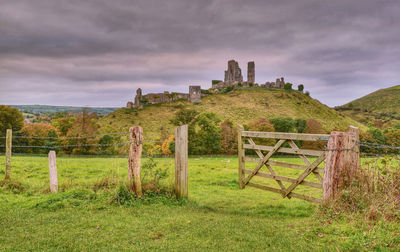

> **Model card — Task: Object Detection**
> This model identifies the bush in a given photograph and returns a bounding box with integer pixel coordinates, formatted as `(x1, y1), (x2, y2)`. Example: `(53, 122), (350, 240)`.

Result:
(201, 89), (211, 94)
(141, 156), (169, 193)
(297, 84), (304, 92)
(284, 83), (293, 91)
(269, 117), (295, 132)
(301, 119), (325, 150)
(170, 108), (199, 126)
(305, 91), (310, 96)
(244, 118), (275, 147)
(212, 80), (223, 85)
(295, 119), (307, 133)
(220, 120), (237, 154)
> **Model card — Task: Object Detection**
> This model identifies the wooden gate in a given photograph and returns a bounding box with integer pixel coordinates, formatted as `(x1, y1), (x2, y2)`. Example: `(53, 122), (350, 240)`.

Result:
(238, 126), (330, 203)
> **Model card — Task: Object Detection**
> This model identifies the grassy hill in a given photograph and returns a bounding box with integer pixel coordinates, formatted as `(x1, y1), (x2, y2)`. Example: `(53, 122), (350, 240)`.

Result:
(99, 88), (365, 139)
(336, 85), (400, 125)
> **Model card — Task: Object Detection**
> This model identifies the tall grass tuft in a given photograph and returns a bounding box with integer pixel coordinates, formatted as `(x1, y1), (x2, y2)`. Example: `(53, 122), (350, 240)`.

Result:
(321, 156), (400, 221)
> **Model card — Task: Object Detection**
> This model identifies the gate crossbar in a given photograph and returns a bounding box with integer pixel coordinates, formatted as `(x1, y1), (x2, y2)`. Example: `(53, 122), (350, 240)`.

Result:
(239, 130), (329, 203)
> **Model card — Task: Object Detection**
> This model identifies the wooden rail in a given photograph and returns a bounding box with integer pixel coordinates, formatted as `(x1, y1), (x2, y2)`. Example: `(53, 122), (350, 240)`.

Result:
(242, 131), (330, 141)
(238, 126), (360, 204)
(238, 127), (328, 203)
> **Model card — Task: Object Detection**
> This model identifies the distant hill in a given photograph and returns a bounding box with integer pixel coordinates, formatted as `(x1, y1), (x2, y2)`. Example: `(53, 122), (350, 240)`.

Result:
(10, 105), (119, 115)
(336, 85), (400, 125)
(98, 88), (365, 139)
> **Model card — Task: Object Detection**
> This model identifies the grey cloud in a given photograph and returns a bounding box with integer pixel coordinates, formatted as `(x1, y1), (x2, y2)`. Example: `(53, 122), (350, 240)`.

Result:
(0, 0), (399, 107)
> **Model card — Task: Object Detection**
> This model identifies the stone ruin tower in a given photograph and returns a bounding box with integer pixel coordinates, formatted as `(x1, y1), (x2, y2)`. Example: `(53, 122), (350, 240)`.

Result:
(247, 61), (255, 83)
(189, 86), (201, 103)
(224, 60), (243, 84)
(275, 77), (285, 88)
(134, 88), (142, 108)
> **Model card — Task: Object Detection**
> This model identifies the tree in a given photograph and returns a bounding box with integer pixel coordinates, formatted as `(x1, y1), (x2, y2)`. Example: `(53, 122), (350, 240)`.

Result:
(284, 83), (293, 91)
(302, 119), (325, 150)
(63, 112), (99, 154)
(19, 123), (59, 153)
(297, 84), (304, 92)
(98, 134), (115, 155)
(170, 108), (199, 126)
(269, 117), (295, 132)
(245, 118), (275, 146)
(0, 105), (24, 136)
(220, 120), (237, 154)
(368, 127), (385, 144)
(192, 113), (221, 154)
(51, 116), (76, 136)
(295, 119), (307, 133)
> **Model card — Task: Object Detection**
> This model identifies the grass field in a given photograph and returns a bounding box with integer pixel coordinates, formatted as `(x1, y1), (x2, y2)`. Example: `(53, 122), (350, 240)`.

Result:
(0, 155), (399, 251)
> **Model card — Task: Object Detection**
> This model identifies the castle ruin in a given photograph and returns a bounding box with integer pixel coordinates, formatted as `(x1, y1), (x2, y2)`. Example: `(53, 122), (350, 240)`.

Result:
(247, 61), (255, 83)
(212, 60), (287, 90)
(127, 59), (293, 109)
(127, 85), (202, 109)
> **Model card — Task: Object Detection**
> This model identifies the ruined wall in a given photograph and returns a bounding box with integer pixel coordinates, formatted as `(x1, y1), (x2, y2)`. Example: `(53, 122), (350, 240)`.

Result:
(129, 86), (202, 108)
(225, 60), (243, 84)
(189, 86), (201, 103)
(247, 61), (255, 83)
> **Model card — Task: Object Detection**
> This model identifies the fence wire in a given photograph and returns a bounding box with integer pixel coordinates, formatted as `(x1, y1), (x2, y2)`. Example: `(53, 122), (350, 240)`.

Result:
(0, 131), (129, 140)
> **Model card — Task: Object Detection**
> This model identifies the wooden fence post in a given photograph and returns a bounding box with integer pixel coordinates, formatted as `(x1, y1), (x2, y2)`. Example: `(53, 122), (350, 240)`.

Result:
(323, 126), (360, 201)
(128, 126), (143, 197)
(175, 124), (188, 198)
(5, 129), (12, 180)
(238, 125), (245, 189)
(48, 150), (58, 192)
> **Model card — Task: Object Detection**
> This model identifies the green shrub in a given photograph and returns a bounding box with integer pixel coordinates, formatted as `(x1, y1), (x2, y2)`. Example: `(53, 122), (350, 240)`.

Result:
(269, 117), (295, 132)
(284, 83), (293, 91)
(212, 80), (223, 85)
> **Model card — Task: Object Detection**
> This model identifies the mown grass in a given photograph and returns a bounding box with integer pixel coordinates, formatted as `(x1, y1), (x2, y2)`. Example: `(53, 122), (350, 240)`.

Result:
(0, 155), (399, 251)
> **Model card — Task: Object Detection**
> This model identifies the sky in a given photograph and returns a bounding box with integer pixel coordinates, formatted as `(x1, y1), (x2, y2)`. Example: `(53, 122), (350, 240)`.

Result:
(0, 0), (399, 107)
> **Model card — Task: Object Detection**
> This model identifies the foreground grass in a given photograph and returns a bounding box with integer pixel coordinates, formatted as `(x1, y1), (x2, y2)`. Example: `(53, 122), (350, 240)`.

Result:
(0, 155), (399, 251)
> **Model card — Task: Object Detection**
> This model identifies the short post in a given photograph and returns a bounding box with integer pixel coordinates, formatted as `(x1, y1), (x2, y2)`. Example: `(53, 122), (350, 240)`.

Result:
(323, 126), (360, 201)
(48, 150), (58, 192)
(238, 125), (245, 189)
(175, 125), (188, 198)
(5, 129), (12, 180)
(128, 126), (143, 197)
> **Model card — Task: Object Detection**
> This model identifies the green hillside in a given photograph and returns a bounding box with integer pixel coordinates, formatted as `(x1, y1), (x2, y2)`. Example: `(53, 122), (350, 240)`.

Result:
(99, 88), (365, 139)
(336, 85), (400, 124)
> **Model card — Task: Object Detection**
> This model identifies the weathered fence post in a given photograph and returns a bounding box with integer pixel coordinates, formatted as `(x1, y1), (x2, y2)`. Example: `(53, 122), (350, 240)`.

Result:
(175, 124), (188, 198)
(238, 125), (245, 189)
(323, 126), (360, 201)
(128, 126), (143, 197)
(48, 150), (58, 192)
(5, 129), (12, 180)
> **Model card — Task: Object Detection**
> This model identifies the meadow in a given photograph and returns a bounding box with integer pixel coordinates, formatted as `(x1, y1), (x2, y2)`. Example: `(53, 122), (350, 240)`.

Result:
(0, 155), (399, 251)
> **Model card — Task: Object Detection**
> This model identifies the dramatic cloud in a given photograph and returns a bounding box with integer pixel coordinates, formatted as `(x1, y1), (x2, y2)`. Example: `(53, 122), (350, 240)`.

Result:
(0, 0), (399, 107)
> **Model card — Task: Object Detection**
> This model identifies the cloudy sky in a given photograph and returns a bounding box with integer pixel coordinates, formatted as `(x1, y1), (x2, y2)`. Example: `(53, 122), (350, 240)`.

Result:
(0, 0), (399, 107)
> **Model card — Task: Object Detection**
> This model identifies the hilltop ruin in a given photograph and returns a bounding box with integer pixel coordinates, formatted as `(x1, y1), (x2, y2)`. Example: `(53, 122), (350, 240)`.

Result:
(127, 86), (201, 109)
(212, 60), (286, 89)
(127, 59), (294, 108)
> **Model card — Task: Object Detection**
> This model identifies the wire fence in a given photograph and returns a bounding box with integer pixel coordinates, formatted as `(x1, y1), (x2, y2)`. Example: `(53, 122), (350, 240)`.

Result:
(0, 131), (170, 158)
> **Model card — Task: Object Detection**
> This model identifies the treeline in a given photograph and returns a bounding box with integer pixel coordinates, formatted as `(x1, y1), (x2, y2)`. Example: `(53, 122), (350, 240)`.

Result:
(360, 120), (400, 154)
(0, 105), (120, 155)
(165, 108), (327, 155)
